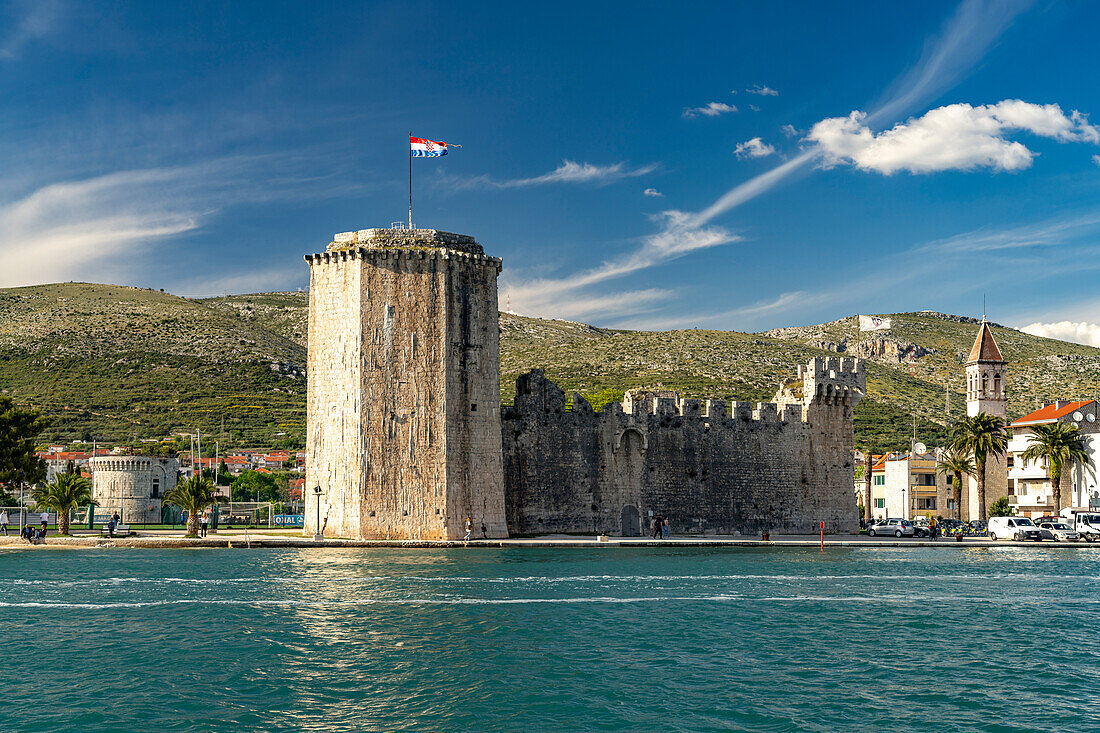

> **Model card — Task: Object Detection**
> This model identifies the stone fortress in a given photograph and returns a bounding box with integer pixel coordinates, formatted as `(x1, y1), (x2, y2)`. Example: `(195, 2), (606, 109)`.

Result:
(90, 454), (179, 523)
(304, 228), (866, 539)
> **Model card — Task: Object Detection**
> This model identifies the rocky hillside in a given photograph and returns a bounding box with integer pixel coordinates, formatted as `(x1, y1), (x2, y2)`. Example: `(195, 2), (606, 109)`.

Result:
(4, 284), (1098, 452)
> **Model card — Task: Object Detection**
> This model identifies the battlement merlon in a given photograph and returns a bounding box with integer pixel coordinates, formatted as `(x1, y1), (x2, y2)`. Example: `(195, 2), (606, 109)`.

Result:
(304, 229), (503, 273)
(798, 356), (866, 408)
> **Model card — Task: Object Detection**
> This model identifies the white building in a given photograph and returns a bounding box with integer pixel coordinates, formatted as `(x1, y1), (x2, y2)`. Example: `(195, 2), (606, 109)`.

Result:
(869, 451), (943, 520)
(964, 319), (1008, 521)
(1008, 400), (1100, 517)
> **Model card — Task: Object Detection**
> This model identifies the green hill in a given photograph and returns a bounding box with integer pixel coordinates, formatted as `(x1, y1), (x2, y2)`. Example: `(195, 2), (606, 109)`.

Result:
(4, 283), (1097, 453)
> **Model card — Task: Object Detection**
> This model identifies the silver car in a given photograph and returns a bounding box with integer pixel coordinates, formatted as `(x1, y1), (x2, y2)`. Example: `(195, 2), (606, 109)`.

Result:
(1038, 521), (1080, 541)
(868, 518), (915, 537)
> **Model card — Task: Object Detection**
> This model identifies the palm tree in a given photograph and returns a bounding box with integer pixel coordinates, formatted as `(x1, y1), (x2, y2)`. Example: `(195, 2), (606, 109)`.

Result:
(31, 471), (93, 535)
(1020, 422), (1089, 515)
(163, 475), (218, 537)
(950, 412), (1008, 522)
(936, 447), (975, 520)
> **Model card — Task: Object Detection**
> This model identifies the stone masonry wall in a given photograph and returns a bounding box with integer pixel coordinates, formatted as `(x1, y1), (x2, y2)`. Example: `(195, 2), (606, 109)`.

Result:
(305, 230), (507, 540)
(502, 357), (864, 536)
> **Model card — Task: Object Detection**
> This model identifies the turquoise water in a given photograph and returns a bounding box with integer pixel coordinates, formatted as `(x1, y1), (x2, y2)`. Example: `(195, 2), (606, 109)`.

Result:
(4, 546), (1100, 732)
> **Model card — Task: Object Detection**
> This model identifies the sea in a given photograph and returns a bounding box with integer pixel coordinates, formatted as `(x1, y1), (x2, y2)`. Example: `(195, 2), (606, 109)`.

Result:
(3, 545), (1100, 732)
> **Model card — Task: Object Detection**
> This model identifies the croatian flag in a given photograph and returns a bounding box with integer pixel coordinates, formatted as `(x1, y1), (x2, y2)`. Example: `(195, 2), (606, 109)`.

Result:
(410, 136), (448, 157)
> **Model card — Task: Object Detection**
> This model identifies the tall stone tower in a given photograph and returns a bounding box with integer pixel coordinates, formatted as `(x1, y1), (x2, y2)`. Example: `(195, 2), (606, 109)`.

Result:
(964, 318), (1008, 520)
(304, 228), (509, 540)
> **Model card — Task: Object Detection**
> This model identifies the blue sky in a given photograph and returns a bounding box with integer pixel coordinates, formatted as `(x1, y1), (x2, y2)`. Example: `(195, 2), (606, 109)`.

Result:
(3, 1), (1100, 343)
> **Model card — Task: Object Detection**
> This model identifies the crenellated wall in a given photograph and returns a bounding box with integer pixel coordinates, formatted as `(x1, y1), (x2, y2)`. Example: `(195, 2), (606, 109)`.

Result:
(501, 356), (865, 536)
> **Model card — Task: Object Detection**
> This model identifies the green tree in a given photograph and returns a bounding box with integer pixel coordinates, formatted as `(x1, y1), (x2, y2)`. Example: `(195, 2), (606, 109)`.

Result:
(231, 470), (280, 502)
(862, 449), (874, 524)
(31, 471), (93, 535)
(988, 496), (1014, 517)
(163, 475), (218, 537)
(217, 460), (231, 485)
(0, 395), (49, 489)
(1020, 422), (1090, 515)
(950, 412), (1008, 522)
(936, 447), (976, 521)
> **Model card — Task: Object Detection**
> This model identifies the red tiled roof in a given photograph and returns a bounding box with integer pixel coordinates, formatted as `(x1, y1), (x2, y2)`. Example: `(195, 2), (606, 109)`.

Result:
(1012, 400), (1095, 426)
(967, 321), (1004, 363)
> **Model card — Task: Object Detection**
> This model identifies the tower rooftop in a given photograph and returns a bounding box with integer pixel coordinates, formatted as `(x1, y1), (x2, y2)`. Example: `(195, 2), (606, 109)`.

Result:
(326, 228), (483, 255)
(967, 319), (1004, 364)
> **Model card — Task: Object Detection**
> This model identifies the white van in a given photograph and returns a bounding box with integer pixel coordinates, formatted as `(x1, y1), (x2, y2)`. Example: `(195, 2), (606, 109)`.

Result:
(987, 516), (1042, 541)
(1060, 509), (1100, 541)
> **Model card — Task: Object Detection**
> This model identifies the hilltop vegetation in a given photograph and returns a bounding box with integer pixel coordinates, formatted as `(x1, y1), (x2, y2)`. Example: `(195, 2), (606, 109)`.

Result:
(3, 284), (1097, 452)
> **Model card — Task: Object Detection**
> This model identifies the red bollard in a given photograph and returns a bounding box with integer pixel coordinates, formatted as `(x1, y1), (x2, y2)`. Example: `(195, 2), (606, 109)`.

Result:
(820, 520), (825, 552)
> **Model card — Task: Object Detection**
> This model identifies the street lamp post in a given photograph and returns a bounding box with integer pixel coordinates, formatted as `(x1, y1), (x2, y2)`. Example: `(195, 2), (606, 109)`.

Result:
(312, 485), (323, 541)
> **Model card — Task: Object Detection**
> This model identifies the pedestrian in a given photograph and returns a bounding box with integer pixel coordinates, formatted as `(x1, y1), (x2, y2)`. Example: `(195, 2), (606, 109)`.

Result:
(652, 515), (663, 539)
(200, 512), (209, 538)
(40, 510), (48, 534)
(0, 509), (8, 536)
(663, 517), (671, 539)
(107, 515), (116, 538)
(464, 517), (472, 542)
(929, 516), (938, 542)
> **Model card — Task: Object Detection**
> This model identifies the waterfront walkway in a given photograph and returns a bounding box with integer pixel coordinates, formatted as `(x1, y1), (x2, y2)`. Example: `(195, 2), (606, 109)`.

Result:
(0, 530), (1090, 549)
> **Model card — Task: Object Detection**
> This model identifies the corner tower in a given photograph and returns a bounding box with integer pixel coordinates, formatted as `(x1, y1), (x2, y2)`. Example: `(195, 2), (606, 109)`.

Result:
(964, 318), (1008, 520)
(304, 228), (508, 540)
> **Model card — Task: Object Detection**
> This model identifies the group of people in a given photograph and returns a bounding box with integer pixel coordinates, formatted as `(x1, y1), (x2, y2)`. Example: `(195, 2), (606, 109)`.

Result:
(651, 514), (672, 539)
(1, 510), (49, 544)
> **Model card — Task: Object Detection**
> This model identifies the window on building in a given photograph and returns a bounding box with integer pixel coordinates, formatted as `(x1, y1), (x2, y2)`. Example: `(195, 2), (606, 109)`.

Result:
(152, 479), (160, 499)
(1007, 479), (1014, 495)
(874, 499), (885, 508)
(873, 475), (885, 486)
(1007, 455), (1014, 468)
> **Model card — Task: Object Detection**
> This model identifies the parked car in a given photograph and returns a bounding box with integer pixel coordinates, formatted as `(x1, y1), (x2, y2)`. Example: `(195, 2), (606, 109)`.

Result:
(969, 520), (987, 533)
(1037, 521), (1080, 542)
(868, 518), (915, 537)
(988, 516), (1042, 541)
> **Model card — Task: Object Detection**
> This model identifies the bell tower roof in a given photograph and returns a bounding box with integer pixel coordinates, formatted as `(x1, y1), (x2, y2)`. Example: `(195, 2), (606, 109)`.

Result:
(967, 319), (1004, 364)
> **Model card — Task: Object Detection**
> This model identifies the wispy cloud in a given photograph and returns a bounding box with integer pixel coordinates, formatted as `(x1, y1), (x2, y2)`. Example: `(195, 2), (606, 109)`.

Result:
(733, 137), (776, 159)
(781, 124), (800, 138)
(0, 156), (359, 289)
(643, 188), (663, 197)
(0, 0), (61, 60)
(746, 84), (778, 96)
(1094, 154), (1100, 167)
(449, 160), (657, 190)
(808, 101), (1100, 174)
(682, 102), (737, 119)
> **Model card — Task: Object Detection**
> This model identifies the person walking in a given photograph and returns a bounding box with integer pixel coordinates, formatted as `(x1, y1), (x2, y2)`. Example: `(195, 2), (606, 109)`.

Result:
(929, 516), (938, 542)
(464, 517), (472, 542)
(200, 512), (209, 538)
(0, 509), (9, 536)
(651, 515), (663, 539)
(662, 517), (671, 539)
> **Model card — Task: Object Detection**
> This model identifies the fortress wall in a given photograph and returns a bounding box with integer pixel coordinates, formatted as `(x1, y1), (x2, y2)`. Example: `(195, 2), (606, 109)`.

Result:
(305, 250), (364, 538)
(90, 456), (176, 524)
(502, 360), (862, 536)
(443, 254), (509, 538)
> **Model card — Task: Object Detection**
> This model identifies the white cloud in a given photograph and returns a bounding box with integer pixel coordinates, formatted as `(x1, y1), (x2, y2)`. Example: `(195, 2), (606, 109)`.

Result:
(807, 100), (1100, 175)
(781, 124), (800, 138)
(451, 160), (656, 189)
(749, 104), (761, 112)
(1094, 154), (1100, 167)
(682, 102), (737, 119)
(746, 84), (779, 96)
(0, 0), (61, 60)
(0, 169), (198, 287)
(1021, 321), (1100, 347)
(643, 188), (663, 197)
(733, 137), (776, 159)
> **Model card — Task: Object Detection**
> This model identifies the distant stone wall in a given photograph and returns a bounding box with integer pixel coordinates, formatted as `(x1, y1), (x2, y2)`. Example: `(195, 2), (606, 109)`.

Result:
(502, 357), (864, 536)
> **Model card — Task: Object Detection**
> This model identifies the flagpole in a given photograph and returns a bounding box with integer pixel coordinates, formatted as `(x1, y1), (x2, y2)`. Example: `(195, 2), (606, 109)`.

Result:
(408, 131), (413, 229)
